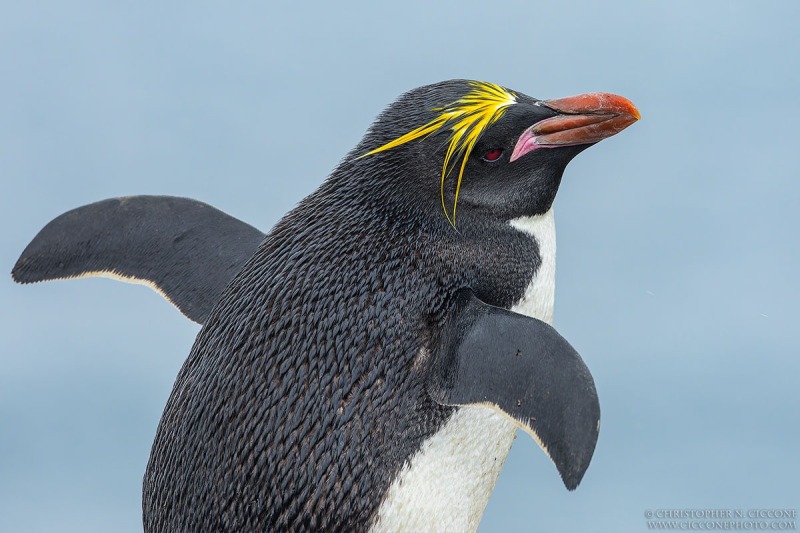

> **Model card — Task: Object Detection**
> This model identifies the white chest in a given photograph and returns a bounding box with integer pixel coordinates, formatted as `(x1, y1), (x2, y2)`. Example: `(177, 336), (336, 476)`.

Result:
(369, 406), (518, 533)
(370, 210), (557, 533)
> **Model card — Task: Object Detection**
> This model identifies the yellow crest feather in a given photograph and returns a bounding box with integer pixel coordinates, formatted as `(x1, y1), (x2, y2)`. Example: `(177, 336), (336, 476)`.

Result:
(361, 81), (517, 225)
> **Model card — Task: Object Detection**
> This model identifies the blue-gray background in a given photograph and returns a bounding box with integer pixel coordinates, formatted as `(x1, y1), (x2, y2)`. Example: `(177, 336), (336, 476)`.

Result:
(2, 1), (798, 531)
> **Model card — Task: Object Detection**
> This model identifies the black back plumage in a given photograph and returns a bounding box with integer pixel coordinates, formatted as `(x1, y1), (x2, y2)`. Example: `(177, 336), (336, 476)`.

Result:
(142, 81), (547, 530)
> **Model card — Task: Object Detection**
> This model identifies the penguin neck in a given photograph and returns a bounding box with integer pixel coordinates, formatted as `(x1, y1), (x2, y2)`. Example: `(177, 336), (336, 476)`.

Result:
(371, 209), (557, 533)
(508, 208), (557, 324)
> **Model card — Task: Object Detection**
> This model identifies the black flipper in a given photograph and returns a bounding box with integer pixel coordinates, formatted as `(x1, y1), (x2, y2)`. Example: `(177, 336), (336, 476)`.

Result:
(427, 289), (600, 490)
(12, 196), (265, 324)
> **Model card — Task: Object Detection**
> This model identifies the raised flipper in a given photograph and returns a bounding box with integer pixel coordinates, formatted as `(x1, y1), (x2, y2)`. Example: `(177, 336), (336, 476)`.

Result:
(12, 196), (265, 324)
(427, 289), (600, 490)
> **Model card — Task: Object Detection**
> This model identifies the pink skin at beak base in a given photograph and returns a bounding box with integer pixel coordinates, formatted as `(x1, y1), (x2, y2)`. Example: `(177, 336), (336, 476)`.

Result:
(510, 128), (543, 162)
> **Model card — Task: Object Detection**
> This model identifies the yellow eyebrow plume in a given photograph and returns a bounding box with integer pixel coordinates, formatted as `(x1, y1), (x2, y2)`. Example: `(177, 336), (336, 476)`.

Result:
(361, 81), (517, 225)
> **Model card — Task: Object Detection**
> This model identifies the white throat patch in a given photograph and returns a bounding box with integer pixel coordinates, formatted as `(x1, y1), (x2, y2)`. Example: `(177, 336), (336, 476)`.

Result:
(508, 209), (557, 325)
(370, 209), (557, 532)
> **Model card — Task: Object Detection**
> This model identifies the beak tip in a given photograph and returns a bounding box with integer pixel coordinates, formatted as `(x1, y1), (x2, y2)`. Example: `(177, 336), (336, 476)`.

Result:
(614, 94), (641, 121)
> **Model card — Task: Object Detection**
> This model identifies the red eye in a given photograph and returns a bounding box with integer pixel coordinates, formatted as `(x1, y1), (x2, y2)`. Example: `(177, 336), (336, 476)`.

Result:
(482, 148), (503, 162)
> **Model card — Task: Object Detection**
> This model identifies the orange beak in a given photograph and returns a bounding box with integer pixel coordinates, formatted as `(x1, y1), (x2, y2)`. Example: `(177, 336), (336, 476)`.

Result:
(510, 93), (640, 162)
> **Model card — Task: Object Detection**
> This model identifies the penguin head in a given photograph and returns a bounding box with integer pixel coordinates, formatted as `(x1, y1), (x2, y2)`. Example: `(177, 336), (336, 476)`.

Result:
(356, 80), (639, 226)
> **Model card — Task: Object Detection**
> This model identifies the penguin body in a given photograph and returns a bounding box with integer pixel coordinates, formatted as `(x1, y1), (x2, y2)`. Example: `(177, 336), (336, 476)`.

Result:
(13, 80), (638, 531)
(143, 189), (546, 531)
